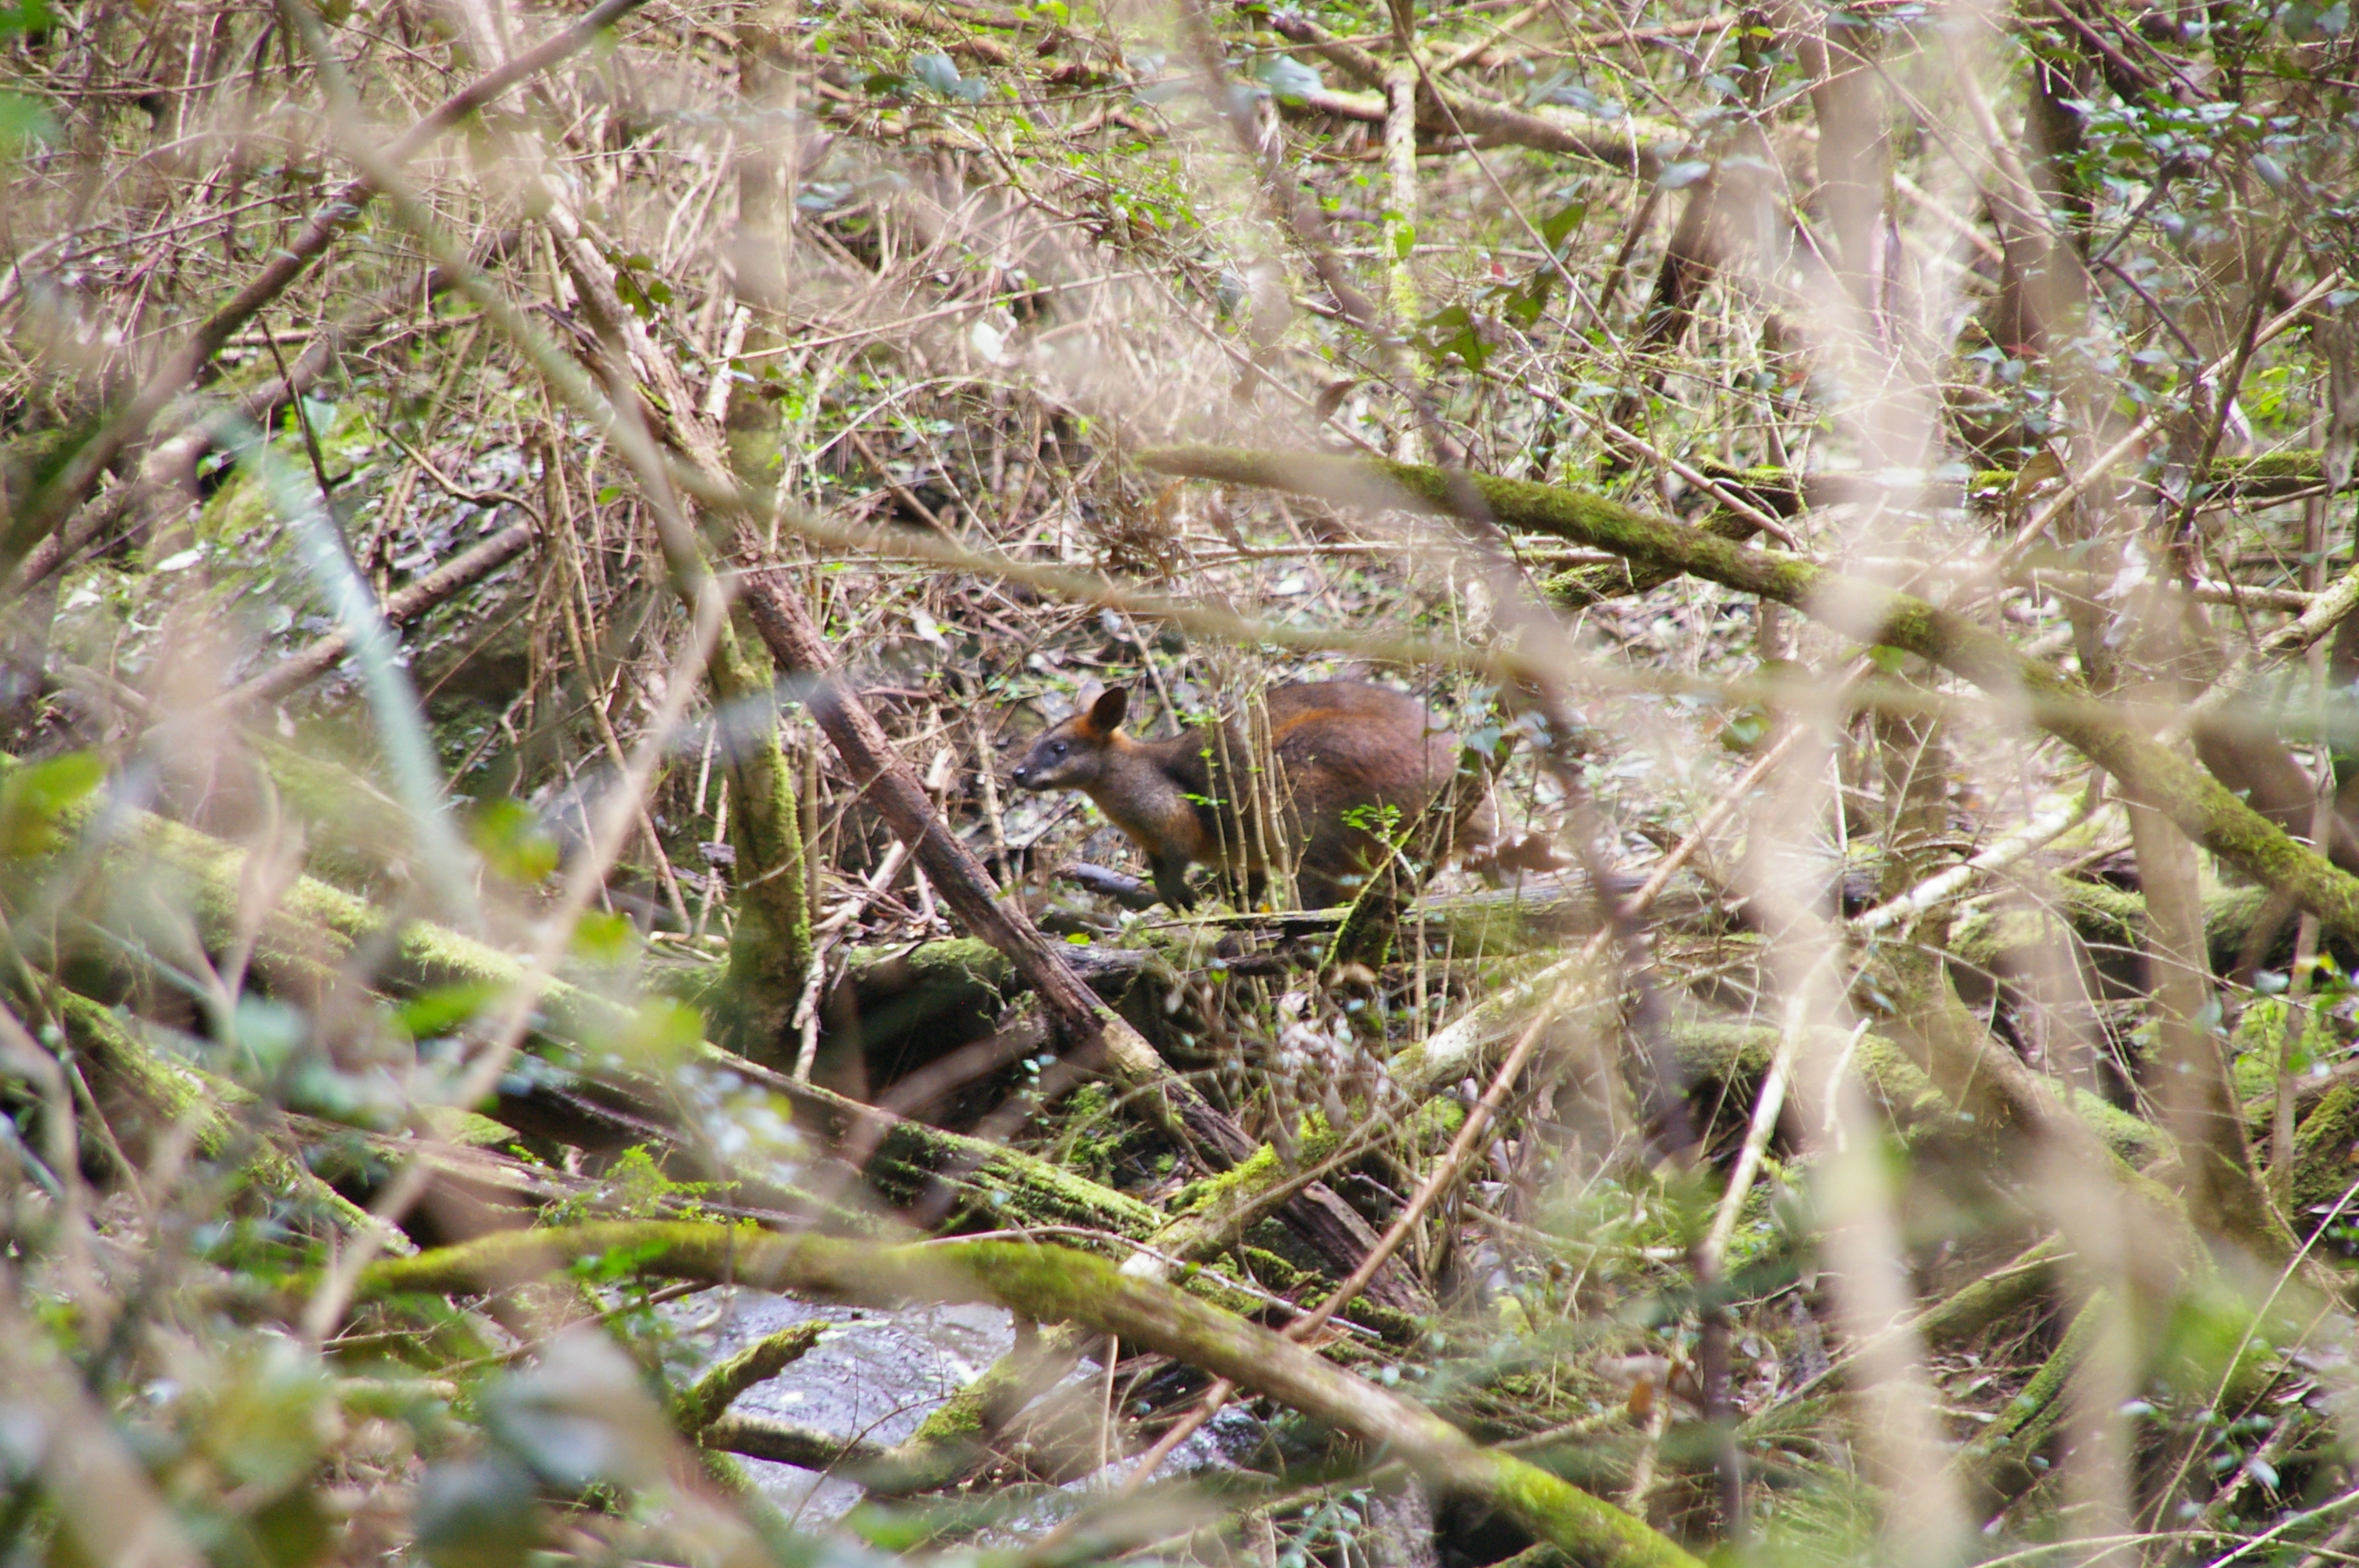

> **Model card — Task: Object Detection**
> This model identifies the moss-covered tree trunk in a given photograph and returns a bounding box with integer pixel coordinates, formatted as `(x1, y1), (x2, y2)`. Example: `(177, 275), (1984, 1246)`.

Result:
(708, 614), (810, 1067)
(704, 20), (811, 1064)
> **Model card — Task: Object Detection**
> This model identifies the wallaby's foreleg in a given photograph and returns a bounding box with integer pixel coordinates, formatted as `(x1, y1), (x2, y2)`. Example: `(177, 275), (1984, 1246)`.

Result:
(1149, 856), (1198, 910)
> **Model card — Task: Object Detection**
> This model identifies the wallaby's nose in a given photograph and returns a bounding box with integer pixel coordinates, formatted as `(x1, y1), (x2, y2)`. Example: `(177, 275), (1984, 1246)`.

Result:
(1009, 763), (1031, 786)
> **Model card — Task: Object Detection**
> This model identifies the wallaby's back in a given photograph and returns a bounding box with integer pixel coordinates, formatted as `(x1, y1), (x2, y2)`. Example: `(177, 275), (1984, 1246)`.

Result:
(1262, 683), (1485, 906)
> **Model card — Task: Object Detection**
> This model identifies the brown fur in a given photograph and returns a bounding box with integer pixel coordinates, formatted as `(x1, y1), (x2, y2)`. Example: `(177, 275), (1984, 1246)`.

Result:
(1009, 679), (1492, 909)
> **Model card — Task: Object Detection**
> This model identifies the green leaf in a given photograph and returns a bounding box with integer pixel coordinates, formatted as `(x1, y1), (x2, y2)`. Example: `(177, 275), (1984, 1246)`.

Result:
(394, 981), (502, 1042)
(1501, 275), (1551, 328)
(0, 750), (103, 857)
(0, 89), (53, 150)
(1539, 197), (1588, 249)
(1252, 54), (1324, 104)
(570, 909), (636, 964)
(610, 996), (704, 1073)
(1414, 303), (1491, 371)
(196, 1339), (333, 1494)
(845, 1501), (949, 1552)
(482, 1332), (671, 1490)
(469, 797), (560, 884)
(244, 1488), (334, 1568)
(1716, 708), (1770, 753)
(416, 1457), (542, 1568)
(911, 50), (987, 101)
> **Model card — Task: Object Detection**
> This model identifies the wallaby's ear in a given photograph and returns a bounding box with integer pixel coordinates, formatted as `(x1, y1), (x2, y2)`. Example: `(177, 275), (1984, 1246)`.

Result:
(1071, 678), (1107, 719)
(1081, 684), (1130, 737)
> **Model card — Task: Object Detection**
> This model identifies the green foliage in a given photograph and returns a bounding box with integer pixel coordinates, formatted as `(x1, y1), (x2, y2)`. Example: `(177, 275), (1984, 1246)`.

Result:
(543, 1145), (722, 1227)
(0, 750), (100, 856)
(470, 799), (560, 885)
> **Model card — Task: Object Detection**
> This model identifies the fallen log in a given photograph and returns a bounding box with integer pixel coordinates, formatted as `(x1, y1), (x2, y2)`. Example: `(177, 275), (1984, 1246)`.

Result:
(352, 1221), (1706, 1568)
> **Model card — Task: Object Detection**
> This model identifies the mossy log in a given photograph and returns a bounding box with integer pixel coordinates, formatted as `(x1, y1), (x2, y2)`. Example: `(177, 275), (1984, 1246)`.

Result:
(47, 776), (1452, 1328)
(700, 1410), (885, 1475)
(1947, 876), (2277, 1000)
(354, 1221), (1704, 1568)
(1151, 874), (1712, 958)
(1541, 510), (1764, 611)
(2288, 1081), (2359, 1227)
(1667, 1018), (1956, 1139)
(49, 989), (405, 1248)
(38, 778), (1198, 1245)
(1691, 449), (2343, 525)
(1448, 453), (2336, 614)
(1913, 1235), (2066, 1348)
(1136, 447), (2359, 949)
(45, 782), (1434, 1312)
(676, 1320), (828, 1431)
(848, 1323), (1090, 1495)
(1956, 1289), (2104, 1510)
(1743, 1235), (2066, 1436)
(1859, 918), (2322, 1282)
(838, 936), (1152, 1064)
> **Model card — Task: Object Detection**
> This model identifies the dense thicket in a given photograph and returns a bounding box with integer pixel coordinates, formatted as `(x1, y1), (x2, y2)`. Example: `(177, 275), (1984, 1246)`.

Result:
(4, 0), (2359, 1565)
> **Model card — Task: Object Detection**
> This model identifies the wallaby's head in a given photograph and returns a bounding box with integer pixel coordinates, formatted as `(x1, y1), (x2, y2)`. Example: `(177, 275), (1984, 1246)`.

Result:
(1009, 681), (1131, 793)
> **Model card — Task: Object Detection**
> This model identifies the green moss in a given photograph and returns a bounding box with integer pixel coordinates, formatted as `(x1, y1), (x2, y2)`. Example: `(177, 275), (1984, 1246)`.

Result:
(2066, 1087), (2167, 1167)
(676, 1320), (828, 1430)
(1960, 1289), (2106, 1508)
(1669, 1019), (1951, 1136)
(1170, 1140), (1290, 1218)
(420, 1106), (517, 1149)
(1149, 1113), (1349, 1265)
(1852, 1033), (1954, 1123)
(848, 937), (1015, 995)
(1415, 1093), (1467, 1145)
(54, 991), (402, 1247)
(2292, 1082), (2359, 1221)
(710, 615), (810, 1068)
(1474, 1449), (1703, 1567)
(24, 771), (1185, 1254)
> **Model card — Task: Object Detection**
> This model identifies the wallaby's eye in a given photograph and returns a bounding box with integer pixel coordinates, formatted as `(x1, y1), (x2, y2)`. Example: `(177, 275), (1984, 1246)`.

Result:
(1052, 741), (1068, 755)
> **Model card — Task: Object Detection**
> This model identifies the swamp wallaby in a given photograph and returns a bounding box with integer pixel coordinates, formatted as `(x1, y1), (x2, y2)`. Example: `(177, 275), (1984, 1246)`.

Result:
(1009, 679), (1492, 909)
